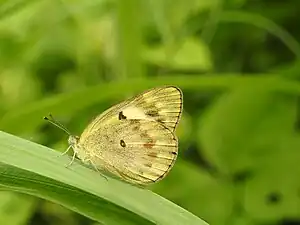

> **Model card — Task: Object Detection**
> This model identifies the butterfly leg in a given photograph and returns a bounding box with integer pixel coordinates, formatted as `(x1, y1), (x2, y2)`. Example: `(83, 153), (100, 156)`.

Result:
(56, 145), (72, 159)
(89, 160), (108, 181)
(65, 149), (76, 168)
(61, 145), (72, 156)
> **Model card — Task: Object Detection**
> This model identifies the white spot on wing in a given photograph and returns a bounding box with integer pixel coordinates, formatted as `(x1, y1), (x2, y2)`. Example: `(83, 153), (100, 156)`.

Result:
(122, 106), (148, 119)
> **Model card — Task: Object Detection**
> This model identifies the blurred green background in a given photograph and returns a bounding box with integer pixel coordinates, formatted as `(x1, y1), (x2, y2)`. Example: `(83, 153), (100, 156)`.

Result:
(1, 0), (300, 224)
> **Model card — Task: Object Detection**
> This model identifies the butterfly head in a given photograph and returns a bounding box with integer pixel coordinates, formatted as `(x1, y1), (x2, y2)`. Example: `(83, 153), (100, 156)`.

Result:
(68, 135), (79, 147)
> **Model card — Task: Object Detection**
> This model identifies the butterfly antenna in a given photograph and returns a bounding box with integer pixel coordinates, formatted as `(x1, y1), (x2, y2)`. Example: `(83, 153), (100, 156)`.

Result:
(44, 114), (72, 136)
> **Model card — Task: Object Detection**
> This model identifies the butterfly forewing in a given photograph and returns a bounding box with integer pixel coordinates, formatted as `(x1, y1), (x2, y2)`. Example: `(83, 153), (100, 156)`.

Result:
(80, 86), (182, 140)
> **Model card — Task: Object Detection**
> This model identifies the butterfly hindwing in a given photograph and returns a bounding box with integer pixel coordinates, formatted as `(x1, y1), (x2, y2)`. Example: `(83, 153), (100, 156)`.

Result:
(80, 119), (178, 185)
(118, 119), (178, 185)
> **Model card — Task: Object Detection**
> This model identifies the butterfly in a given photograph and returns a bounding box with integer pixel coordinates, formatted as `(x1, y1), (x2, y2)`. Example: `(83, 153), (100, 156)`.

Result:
(44, 86), (183, 185)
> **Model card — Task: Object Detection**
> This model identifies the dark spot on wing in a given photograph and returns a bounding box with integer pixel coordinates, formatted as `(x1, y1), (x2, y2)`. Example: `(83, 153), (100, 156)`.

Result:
(129, 120), (140, 131)
(157, 118), (163, 123)
(140, 132), (156, 149)
(144, 141), (155, 149)
(118, 111), (127, 120)
(133, 126), (139, 131)
(120, 139), (126, 147)
(146, 109), (159, 117)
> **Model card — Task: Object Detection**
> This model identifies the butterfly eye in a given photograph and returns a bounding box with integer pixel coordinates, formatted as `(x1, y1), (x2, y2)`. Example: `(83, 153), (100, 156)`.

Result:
(118, 111), (127, 120)
(120, 139), (126, 147)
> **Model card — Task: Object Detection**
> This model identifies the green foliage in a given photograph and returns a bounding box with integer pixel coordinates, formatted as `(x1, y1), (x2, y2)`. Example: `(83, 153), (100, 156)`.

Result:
(0, 0), (300, 224)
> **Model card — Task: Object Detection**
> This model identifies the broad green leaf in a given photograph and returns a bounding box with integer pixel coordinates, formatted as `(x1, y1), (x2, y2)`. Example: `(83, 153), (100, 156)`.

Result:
(198, 85), (298, 174)
(244, 146), (300, 221)
(143, 38), (212, 71)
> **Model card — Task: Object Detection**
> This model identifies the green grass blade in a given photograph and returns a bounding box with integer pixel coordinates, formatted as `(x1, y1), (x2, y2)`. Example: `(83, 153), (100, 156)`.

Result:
(0, 131), (208, 225)
(1, 74), (294, 135)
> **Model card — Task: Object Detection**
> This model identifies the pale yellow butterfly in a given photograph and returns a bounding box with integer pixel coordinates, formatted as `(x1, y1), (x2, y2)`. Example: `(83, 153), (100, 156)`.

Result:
(44, 86), (183, 185)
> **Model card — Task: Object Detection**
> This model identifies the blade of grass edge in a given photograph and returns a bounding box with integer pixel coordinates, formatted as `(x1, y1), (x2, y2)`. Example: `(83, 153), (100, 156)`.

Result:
(1, 74), (295, 135)
(0, 131), (209, 225)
